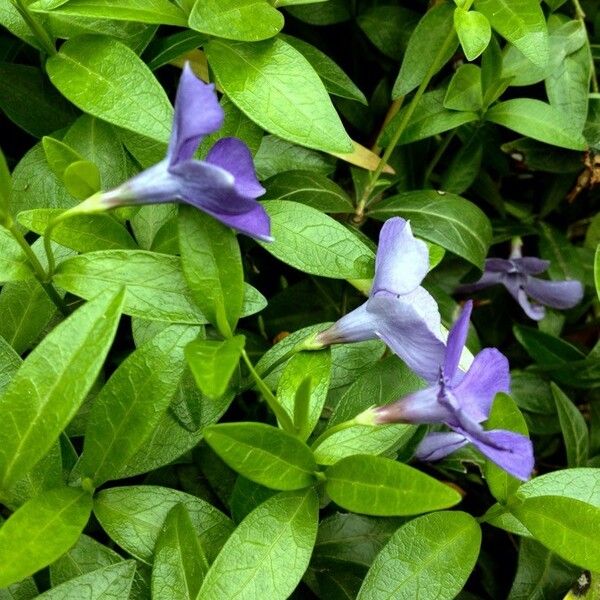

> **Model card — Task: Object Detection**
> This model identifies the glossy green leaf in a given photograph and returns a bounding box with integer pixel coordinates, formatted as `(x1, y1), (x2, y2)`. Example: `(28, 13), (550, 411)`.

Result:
(513, 324), (585, 366)
(204, 422), (318, 490)
(62, 160), (102, 199)
(206, 38), (353, 153)
(325, 455), (462, 516)
(454, 8), (491, 61)
(178, 205), (244, 336)
(189, 0), (283, 41)
(392, 3), (458, 98)
(259, 200), (374, 278)
(369, 190), (492, 268)
(483, 393), (530, 503)
(486, 99), (587, 150)
(0, 289), (124, 491)
(474, 0), (549, 68)
(0, 336), (21, 394)
(31, 0), (187, 25)
(185, 336), (245, 399)
(0, 226), (34, 283)
(79, 324), (196, 485)
(0, 487), (92, 588)
(47, 35), (173, 144)
(357, 511), (481, 600)
(94, 485), (233, 564)
(551, 383), (589, 468)
(53, 250), (266, 324)
(151, 504), (208, 600)
(0, 146), (10, 215)
(444, 64), (483, 112)
(197, 489), (318, 600)
(42, 136), (84, 180)
(511, 496), (600, 571)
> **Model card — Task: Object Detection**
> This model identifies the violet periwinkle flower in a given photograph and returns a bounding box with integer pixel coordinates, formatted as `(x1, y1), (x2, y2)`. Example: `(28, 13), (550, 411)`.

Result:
(83, 63), (271, 241)
(312, 217), (446, 382)
(458, 252), (583, 321)
(373, 301), (534, 481)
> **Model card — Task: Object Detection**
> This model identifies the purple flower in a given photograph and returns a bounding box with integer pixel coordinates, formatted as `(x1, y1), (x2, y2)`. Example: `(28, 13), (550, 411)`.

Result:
(99, 64), (271, 241)
(373, 300), (534, 481)
(458, 253), (583, 321)
(313, 217), (446, 382)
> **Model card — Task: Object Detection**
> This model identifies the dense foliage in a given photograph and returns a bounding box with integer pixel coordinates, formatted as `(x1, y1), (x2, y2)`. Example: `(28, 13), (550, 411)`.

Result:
(0, 0), (599, 598)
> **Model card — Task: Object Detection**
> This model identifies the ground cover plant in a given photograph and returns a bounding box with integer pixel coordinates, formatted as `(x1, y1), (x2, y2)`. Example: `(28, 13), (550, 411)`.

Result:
(0, 0), (599, 598)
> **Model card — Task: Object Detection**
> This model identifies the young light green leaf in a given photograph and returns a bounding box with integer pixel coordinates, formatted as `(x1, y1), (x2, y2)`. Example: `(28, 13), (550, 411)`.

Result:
(551, 383), (589, 468)
(178, 205), (244, 336)
(325, 455), (462, 516)
(203, 422), (318, 490)
(197, 489), (318, 600)
(357, 511), (481, 600)
(53, 250), (266, 324)
(0, 289), (124, 491)
(94, 485), (234, 564)
(0, 336), (21, 394)
(62, 160), (102, 200)
(185, 336), (245, 399)
(189, 0), (283, 41)
(42, 136), (85, 180)
(485, 99), (587, 150)
(0, 226), (34, 283)
(474, 0), (549, 68)
(0, 487), (92, 588)
(206, 38), (353, 153)
(79, 325), (197, 486)
(392, 2), (458, 98)
(369, 190), (492, 268)
(454, 8), (491, 61)
(511, 496), (600, 571)
(259, 200), (375, 278)
(444, 64), (483, 112)
(47, 35), (173, 144)
(151, 504), (208, 600)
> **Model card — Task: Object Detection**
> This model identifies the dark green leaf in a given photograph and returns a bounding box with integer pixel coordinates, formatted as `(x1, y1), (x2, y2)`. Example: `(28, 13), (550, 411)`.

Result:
(551, 383), (589, 467)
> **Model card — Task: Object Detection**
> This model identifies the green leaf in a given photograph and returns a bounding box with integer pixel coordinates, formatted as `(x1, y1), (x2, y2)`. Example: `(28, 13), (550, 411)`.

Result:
(357, 511), (481, 600)
(595, 245), (600, 301)
(0, 146), (11, 215)
(277, 350), (331, 440)
(0, 575), (38, 599)
(454, 8), (492, 61)
(325, 455), (462, 516)
(178, 206), (244, 336)
(444, 64), (483, 111)
(0, 336), (21, 394)
(0, 487), (92, 588)
(485, 99), (587, 150)
(281, 35), (367, 104)
(31, 0), (187, 25)
(483, 393), (530, 503)
(39, 561), (137, 599)
(259, 200), (374, 278)
(63, 160), (102, 200)
(197, 489), (318, 600)
(0, 226), (34, 283)
(539, 222), (585, 282)
(78, 324), (196, 486)
(206, 38), (353, 153)
(392, 3), (458, 98)
(203, 422), (318, 490)
(262, 170), (353, 213)
(94, 485), (233, 564)
(185, 336), (245, 399)
(0, 289), (124, 491)
(369, 190), (492, 268)
(18, 208), (137, 253)
(551, 383), (589, 468)
(47, 35), (173, 144)
(474, 0), (549, 68)
(151, 504), (208, 600)
(511, 496), (600, 571)
(513, 324), (585, 366)
(189, 0), (283, 41)
(42, 136), (84, 181)
(53, 250), (266, 324)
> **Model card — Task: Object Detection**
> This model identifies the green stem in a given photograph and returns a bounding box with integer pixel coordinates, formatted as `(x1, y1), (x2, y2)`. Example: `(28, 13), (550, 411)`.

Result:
(240, 348), (296, 433)
(310, 418), (361, 450)
(5, 218), (69, 315)
(10, 0), (56, 56)
(423, 130), (456, 185)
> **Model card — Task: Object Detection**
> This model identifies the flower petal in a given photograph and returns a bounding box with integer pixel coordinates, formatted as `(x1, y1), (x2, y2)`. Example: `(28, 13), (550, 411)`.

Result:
(203, 202), (272, 242)
(167, 63), (224, 166)
(415, 431), (469, 461)
(513, 257), (550, 275)
(502, 276), (546, 320)
(206, 137), (265, 199)
(485, 258), (515, 273)
(315, 302), (377, 346)
(375, 386), (452, 425)
(444, 300), (472, 384)
(457, 270), (503, 293)
(524, 277), (584, 310)
(372, 218), (429, 296)
(368, 289), (446, 383)
(453, 348), (510, 423)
